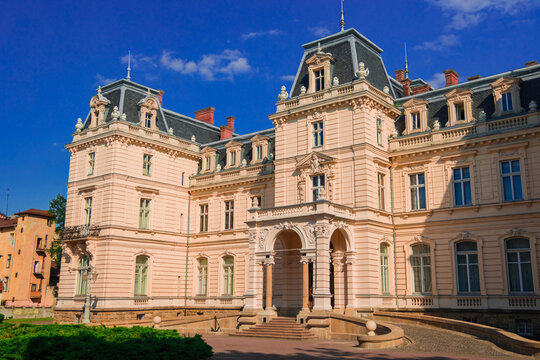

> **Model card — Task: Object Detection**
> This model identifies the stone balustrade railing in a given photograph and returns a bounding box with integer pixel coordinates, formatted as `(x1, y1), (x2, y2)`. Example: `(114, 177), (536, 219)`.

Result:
(253, 200), (354, 220)
(72, 120), (200, 153)
(390, 112), (540, 151)
(191, 163), (274, 186)
(276, 80), (393, 112)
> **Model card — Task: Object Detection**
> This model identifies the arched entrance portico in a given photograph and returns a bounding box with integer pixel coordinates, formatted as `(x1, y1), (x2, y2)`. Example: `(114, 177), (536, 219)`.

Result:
(330, 229), (350, 311)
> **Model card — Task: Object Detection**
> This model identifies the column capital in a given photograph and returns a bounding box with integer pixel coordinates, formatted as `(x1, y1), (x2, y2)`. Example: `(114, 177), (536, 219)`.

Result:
(300, 256), (314, 264)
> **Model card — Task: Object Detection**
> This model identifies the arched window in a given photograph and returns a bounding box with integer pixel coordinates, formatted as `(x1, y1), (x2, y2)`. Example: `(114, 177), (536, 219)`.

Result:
(197, 258), (208, 296)
(380, 244), (390, 293)
(134, 256), (149, 296)
(506, 238), (534, 293)
(411, 244), (432, 294)
(456, 241), (480, 293)
(76, 256), (90, 295)
(222, 256), (234, 296)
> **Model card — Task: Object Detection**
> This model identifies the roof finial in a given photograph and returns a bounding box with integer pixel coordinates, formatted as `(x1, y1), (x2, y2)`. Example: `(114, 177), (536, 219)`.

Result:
(404, 42), (409, 79)
(340, 0), (345, 32)
(317, 42), (322, 53)
(97, 85), (102, 94)
(126, 50), (131, 80)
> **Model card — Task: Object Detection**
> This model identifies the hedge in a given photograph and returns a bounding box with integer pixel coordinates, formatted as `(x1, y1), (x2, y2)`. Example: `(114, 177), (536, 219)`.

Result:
(0, 323), (213, 360)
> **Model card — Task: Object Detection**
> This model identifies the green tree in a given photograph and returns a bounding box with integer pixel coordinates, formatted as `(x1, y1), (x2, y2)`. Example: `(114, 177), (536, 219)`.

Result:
(48, 194), (66, 268)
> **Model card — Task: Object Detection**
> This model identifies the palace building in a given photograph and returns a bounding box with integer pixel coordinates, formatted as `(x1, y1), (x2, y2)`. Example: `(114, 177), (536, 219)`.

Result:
(56, 28), (540, 337)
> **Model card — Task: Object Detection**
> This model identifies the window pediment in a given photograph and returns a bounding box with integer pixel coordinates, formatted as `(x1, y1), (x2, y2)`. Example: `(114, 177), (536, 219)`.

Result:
(490, 76), (522, 91)
(402, 98), (428, 110)
(445, 88), (473, 101)
(224, 140), (243, 149)
(296, 152), (334, 174)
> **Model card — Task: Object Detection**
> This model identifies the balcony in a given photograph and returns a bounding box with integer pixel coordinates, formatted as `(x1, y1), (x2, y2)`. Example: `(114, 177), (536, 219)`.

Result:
(30, 291), (41, 299)
(35, 244), (46, 253)
(251, 200), (355, 222)
(191, 163), (274, 187)
(62, 225), (101, 241)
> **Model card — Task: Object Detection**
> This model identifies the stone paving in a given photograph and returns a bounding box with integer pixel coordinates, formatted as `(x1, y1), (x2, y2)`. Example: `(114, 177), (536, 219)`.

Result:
(204, 323), (530, 360)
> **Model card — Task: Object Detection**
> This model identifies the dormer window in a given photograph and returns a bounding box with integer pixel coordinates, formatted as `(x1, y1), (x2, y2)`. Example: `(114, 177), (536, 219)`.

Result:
(445, 88), (473, 126)
(402, 98), (429, 135)
(230, 152), (236, 166)
(315, 69), (325, 91)
(201, 146), (217, 173)
(256, 145), (263, 160)
(138, 90), (159, 130)
(412, 112), (421, 129)
(145, 113), (152, 128)
(502, 92), (513, 112)
(250, 134), (269, 165)
(205, 157), (211, 170)
(455, 103), (465, 121)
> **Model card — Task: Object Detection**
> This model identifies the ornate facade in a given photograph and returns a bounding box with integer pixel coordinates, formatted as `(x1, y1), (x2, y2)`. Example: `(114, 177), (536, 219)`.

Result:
(56, 28), (540, 337)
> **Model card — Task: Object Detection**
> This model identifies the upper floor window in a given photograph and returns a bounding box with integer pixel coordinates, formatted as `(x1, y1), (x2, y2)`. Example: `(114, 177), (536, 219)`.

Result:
(84, 197), (92, 226)
(143, 154), (152, 176)
(506, 238), (533, 293)
(197, 258), (208, 296)
(502, 92), (513, 112)
(88, 152), (95, 175)
(411, 244), (432, 294)
(145, 113), (152, 128)
(410, 173), (426, 210)
(453, 167), (471, 206)
(380, 244), (390, 294)
(312, 175), (325, 201)
(76, 256), (90, 295)
(378, 173), (385, 210)
(230, 151), (236, 166)
(9, 233), (14, 246)
(224, 200), (234, 230)
(222, 256), (234, 296)
(411, 112), (421, 129)
(134, 256), (149, 296)
(456, 241), (480, 293)
(33, 260), (40, 274)
(205, 157), (211, 171)
(315, 69), (325, 91)
(455, 103), (465, 121)
(6, 254), (11, 269)
(139, 199), (150, 229)
(256, 145), (263, 160)
(501, 160), (522, 201)
(312, 121), (323, 147)
(200, 204), (208, 232)
(376, 119), (383, 146)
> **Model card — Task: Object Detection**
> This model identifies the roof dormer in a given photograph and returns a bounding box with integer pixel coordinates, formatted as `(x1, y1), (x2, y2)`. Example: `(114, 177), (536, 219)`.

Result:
(250, 134), (270, 164)
(445, 88), (474, 126)
(490, 77), (523, 117)
(305, 43), (334, 94)
(89, 86), (110, 128)
(200, 146), (218, 173)
(138, 89), (160, 130)
(402, 98), (429, 135)
(224, 140), (243, 169)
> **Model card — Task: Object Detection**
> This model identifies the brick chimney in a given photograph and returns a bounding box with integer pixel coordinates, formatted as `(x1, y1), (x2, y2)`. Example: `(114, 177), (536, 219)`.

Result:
(412, 84), (431, 95)
(443, 69), (459, 87)
(402, 79), (411, 97)
(220, 126), (233, 140)
(226, 116), (235, 132)
(157, 90), (164, 106)
(525, 60), (538, 67)
(194, 107), (215, 125)
(467, 75), (482, 81)
(394, 69), (405, 82)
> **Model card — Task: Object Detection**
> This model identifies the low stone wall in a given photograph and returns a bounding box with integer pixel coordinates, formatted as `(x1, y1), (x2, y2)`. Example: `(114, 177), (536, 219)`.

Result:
(375, 311), (540, 356)
(54, 306), (242, 324)
(0, 306), (54, 319)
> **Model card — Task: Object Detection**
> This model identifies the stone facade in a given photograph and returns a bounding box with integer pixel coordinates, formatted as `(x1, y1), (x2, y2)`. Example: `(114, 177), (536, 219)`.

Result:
(56, 28), (540, 338)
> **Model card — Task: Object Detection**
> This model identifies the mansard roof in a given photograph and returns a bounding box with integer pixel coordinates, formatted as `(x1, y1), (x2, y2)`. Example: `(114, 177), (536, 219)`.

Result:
(81, 79), (222, 144)
(290, 28), (395, 98)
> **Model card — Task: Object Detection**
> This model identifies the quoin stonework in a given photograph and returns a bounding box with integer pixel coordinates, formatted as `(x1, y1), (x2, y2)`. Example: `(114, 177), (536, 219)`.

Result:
(56, 28), (540, 338)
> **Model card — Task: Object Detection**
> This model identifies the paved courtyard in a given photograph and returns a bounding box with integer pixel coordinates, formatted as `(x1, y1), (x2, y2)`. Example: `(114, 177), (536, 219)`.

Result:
(204, 323), (529, 360)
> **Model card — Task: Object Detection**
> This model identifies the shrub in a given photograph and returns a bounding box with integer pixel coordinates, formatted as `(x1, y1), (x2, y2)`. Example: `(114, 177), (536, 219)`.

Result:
(0, 323), (213, 360)
(0, 314), (4, 323)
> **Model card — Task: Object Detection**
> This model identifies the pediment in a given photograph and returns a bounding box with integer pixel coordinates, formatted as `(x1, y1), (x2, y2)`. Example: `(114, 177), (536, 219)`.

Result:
(402, 98), (428, 109)
(306, 52), (334, 66)
(250, 134), (270, 143)
(201, 146), (217, 154)
(296, 151), (334, 169)
(445, 87), (473, 100)
(490, 76), (521, 89)
(224, 140), (243, 149)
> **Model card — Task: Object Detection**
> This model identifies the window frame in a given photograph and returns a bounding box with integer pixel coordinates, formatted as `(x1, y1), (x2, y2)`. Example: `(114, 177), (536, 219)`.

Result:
(222, 256), (234, 296)
(453, 167), (472, 207)
(409, 173), (426, 211)
(134, 255), (149, 296)
(199, 204), (208, 233)
(505, 238), (534, 293)
(380, 243), (390, 294)
(500, 159), (523, 202)
(84, 197), (92, 226)
(143, 154), (152, 176)
(312, 174), (325, 201)
(196, 258), (208, 296)
(88, 152), (95, 176)
(411, 112), (421, 130)
(314, 68), (325, 91)
(410, 244), (433, 295)
(224, 200), (234, 230)
(377, 173), (385, 210)
(312, 121), (324, 148)
(501, 91), (513, 112)
(139, 198), (151, 229)
(76, 256), (90, 296)
(376, 118), (383, 146)
(455, 241), (481, 294)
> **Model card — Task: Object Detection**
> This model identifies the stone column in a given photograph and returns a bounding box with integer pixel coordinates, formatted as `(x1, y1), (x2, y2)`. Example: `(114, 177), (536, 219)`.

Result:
(265, 262), (274, 310)
(332, 252), (345, 310)
(345, 251), (355, 310)
(301, 258), (310, 311)
(313, 224), (332, 311)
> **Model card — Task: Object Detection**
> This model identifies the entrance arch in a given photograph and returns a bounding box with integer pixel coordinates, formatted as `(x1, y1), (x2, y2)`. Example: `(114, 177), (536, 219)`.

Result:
(330, 229), (349, 311)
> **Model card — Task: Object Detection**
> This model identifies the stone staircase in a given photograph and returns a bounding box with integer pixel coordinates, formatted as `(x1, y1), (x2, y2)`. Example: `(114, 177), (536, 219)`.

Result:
(232, 317), (316, 340)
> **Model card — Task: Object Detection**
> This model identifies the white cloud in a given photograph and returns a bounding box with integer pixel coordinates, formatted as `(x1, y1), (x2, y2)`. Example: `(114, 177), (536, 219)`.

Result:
(414, 34), (459, 51)
(121, 53), (157, 68)
(241, 29), (283, 39)
(96, 74), (117, 85)
(280, 75), (296, 81)
(426, 73), (447, 89)
(161, 49), (251, 81)
(309, 26), (331, 37)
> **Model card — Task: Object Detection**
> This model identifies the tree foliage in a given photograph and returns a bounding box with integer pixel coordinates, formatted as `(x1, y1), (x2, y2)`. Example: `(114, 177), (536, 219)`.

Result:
(48, 194), (66, 268)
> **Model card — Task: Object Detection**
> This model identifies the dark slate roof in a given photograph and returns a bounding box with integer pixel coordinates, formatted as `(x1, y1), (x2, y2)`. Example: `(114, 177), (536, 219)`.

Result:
(290, 28), (395, 98)
(394, 64), (540, 135)
(81, 79), (222, 143)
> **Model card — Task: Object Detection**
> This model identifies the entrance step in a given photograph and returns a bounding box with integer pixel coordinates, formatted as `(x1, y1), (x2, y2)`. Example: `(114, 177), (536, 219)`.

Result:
(232, 317), (316, 340)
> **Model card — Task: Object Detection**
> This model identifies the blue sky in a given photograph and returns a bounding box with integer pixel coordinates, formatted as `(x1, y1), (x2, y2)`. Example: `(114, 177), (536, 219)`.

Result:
(1, 0), (539, 215)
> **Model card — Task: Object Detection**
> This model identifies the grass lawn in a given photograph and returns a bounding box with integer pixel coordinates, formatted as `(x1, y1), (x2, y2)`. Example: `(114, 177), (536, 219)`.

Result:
(4, 317), (54, 323)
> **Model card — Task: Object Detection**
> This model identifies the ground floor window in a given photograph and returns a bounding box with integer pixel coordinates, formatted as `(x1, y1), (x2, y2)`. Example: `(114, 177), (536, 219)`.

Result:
(411, 244), (432, 294)
(197, 258), (208, 296)
(76, 256), (90, 295)
(222, 256), (234, 295)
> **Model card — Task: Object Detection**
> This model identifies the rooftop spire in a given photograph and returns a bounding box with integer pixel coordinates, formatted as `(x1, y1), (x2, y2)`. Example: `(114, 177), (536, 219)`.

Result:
(404, 42), (409, 79)
(340, 0), (345, 32)
(126, 50), (131, 80)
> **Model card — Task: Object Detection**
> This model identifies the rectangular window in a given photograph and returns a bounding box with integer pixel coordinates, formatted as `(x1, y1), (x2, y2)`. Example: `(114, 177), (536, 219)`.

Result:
(455, 103), (465, 121)
(33, 261), (40, 273)
(222, 257), (234, 296)
(139, 199), (150, 229)
(312, 175), (325, 201)
(145, 113), (152, 128)
(6, 255), (11, 269)
(77, 256), (89, 295)
(376, 118), (383, 146)
(31, 284), (37, 292)
(380, 244), (390, 294)
(312, 121), (324, 147)
(315, 69), (325, 91)
(181, 172), (185, 186)
(143, 154), (152, 176)
(9, 233), (14, 246)
(84, 197), (92, 226)
(453, 167), (472, 206)
(516, 319), (533, 337)
(410, 173), (426, 210)
(230, 151), (236, 166)
(224, 200), (234, 230)
(88, 152), (95, 175)
(378, 173), (385, 210)
(199, 204), (208, 232)
(502, 92), (513, 112)
(134, 256), (148, 296)
(256, 145), (263, 160)
(205, 157), (211, 170)
(501, 160), (523, 201)
(197, 258), (208, 296)
(411, 112), (421, 129)
(4, 277), (8, 291)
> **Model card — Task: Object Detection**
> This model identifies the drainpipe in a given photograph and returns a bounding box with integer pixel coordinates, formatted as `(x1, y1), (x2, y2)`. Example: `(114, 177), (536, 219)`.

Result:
(388, 139), (399, 308)
(183, 178), (191, 313)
